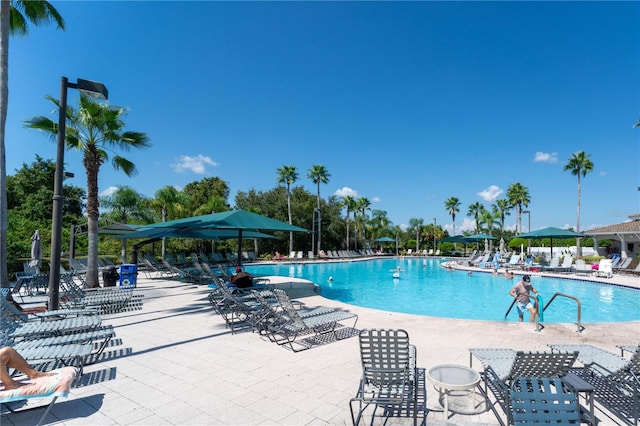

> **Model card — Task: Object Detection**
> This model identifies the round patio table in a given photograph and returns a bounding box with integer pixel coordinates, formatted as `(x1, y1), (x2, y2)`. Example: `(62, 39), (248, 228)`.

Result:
(427, 364), (480, 420)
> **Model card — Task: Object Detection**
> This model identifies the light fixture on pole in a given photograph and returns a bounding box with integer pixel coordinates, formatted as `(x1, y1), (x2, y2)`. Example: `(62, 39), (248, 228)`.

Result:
(433, 218), (436, 252)
(522, 210), (531, 254)
(48, 77), (108, 311)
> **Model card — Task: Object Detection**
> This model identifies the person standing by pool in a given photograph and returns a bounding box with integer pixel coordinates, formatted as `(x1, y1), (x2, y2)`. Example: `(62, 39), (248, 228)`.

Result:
(509, 275), (540, 322)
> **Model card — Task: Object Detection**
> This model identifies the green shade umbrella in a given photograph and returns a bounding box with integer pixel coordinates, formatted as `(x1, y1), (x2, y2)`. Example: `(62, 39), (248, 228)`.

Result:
(125, 210), (309, 265)
(439, 235), (467, 243)
(373, 237), (396, 242)
(462, 233), (498, 242)
(515, 227), (588, 259)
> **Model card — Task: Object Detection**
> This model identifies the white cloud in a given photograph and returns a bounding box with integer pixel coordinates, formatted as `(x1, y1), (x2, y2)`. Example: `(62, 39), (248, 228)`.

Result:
(478, 185), (502, 202)
(534, 152), (558, 163)
(334, 187), (358, 197)
(100, 186), (119, 197)
(599, 170), (607, 176)
(372, 196), (380, 203)
(171, 154), (218, 174)
(399, 224), (408, 231)
(443, 217), (475, 234)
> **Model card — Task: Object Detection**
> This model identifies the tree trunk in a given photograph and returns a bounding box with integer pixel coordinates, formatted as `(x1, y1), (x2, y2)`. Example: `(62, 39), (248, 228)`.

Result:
(84, 150), (101, 287)
(0, 1), (9, 288)
(576, 175), (582, 256)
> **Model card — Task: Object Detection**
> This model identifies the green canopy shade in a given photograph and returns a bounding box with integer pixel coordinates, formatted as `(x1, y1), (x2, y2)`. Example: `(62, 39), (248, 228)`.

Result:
(515, 226), (588, 258)
(439, 235), (467, 243)
(374, 237), (396, 242)
(462, 233), (498, 242)
(124, 210), (309, 266)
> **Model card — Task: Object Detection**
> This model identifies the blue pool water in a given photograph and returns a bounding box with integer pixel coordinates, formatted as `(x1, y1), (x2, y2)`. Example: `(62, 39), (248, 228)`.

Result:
(246, 258), (640, 323)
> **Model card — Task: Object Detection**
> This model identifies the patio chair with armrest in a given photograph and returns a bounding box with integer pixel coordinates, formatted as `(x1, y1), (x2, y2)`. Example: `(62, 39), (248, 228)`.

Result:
(268, 289), (358, 352)
(349, 328), (426, 426)
(549, 343), (640, 425)
(469, 348), (581, 426)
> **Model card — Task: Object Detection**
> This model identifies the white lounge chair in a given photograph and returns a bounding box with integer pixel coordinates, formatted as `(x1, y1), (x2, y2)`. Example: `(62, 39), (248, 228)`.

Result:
(595, 259), (613, 278)
(572, 259), (592, 275)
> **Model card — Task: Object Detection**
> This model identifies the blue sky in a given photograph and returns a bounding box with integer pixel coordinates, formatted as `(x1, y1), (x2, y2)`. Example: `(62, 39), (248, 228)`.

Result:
(8, 1), (639, 234)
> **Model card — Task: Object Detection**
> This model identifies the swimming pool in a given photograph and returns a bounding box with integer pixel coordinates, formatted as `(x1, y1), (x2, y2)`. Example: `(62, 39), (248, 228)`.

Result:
(246, 258), (640, 323)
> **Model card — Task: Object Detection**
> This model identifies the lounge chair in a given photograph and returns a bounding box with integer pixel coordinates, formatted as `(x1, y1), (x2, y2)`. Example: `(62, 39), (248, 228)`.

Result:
(0, 366), (78, 426)
(572, 259), (593, 275)
(349, 329), (425, 425)
(504, 254), (522, 270)
(594, 259), (613, 278)
(469, 348), (579, 426)
(549, 343), (640, 425)
(267, 289), (358, 352)
(510, 377), (581, 424)
(614, 258), (632, 273)
(542, 257), (561, 272)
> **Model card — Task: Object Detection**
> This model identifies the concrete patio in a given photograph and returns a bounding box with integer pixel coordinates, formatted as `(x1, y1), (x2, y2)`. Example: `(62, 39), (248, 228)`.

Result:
(3, 265), (639, 425)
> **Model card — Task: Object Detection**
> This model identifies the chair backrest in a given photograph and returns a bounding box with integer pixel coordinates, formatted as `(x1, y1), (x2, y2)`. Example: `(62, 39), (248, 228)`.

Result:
(597, 259), (613, 275)
(561, 256), (573, 268)
(507, 351), (578, 382)
(548, 257), (560, 268)
(273, 289), (306, 328)
(617, 344), (640, 384)
(510, 377), (581, 424)
(358, 329), (411, 391)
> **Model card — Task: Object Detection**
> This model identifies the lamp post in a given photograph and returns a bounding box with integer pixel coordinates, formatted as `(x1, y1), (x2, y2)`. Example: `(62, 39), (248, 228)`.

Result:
(48, 77), (108, 310)
(522, 210), (531, 254)
(433, 218), (436, 252)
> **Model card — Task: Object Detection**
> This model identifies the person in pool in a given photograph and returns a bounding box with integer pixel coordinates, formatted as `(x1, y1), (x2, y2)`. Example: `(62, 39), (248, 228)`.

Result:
(509, 274), (540, 322)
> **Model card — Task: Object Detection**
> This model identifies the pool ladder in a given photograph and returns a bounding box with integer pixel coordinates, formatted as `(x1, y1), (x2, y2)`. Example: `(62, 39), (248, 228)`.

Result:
(504, 292), (584, 333)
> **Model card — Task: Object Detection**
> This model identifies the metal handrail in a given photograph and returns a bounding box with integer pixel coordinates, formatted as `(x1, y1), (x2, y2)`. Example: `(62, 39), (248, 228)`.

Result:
(543, 292), (584, 333)
(504, 294), (544, 332)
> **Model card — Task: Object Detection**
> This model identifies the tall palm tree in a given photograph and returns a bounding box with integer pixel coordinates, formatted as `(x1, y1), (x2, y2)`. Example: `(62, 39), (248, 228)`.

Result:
(478, 209), (499, 252)
(408, 217), (424, 252)
(506, 183), (530, 234)
(152, 186), (191, 258)
(467, 202), (485, 234)
(277, 165), (298, 255)
(493, 199), (511, 239)
(0, 0), (64, 288)
(444, 197), (461, 236)
(307, 164), (330, 255)
(341, 195), (356, 250)
(355, 197), (371, 249)
(25, 96), (150, 287)
(564, 151), (594, 256)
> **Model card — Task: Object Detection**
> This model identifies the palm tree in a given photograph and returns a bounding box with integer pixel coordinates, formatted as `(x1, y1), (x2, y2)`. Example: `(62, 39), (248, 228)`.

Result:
(564, 151), (594, 256)
(444, 197), (461, 236)
(277, 165), (298, 255)
(493, 199), (511, 239)
(355, 197), (371, 249)
(152, 186), (191, 258)
(101, 186), (150, 262)
(408, 217), (424, 252)
(307, 164), (330, 255)
(341, 195), (356, 250)
(478, 209), (500, 251)
(25, 96), (150, 287)
(506, 183), (530, 234)
(0, 0), (64, 288)
(370, 209), (390, 240)
(467, 202), (485, 234)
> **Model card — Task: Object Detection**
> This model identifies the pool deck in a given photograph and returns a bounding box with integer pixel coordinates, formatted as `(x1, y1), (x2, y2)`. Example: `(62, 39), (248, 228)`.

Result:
(4, 257), (639, 425)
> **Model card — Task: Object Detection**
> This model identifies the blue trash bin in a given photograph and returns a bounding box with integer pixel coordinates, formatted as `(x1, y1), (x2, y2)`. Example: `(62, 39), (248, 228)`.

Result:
(119, 264), (138, 288)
